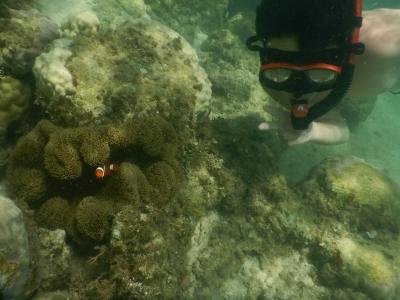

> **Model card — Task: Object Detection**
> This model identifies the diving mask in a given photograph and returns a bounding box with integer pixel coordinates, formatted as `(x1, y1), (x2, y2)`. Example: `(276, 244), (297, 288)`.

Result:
(258, 47), (347, 94)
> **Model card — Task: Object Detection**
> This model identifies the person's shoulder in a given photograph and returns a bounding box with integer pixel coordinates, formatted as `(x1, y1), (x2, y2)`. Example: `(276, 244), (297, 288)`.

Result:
(361, 9), (400, 58)
(363, 8), (400, 25)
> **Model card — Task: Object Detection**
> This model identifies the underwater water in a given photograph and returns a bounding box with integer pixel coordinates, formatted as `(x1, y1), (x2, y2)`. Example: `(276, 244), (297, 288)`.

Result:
(0, 0), (400, 299)
(279, 92), (400, 185)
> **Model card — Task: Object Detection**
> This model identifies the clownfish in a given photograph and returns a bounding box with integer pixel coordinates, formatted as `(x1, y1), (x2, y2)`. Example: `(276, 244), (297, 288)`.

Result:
(95, 161), (119, 180)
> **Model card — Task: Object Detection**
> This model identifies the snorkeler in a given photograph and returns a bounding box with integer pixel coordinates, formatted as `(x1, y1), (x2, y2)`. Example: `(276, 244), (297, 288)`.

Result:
(247, 0), (400, 145)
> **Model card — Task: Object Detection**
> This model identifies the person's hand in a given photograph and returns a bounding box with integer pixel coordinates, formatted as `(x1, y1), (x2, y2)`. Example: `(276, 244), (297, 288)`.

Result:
(258, 105), (313, 146)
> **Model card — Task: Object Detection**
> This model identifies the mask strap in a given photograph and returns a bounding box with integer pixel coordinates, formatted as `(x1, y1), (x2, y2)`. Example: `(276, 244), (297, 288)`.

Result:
(291, 0), (365, 130)
(348, 0), (365, 63)
(246, 35), (265, 51)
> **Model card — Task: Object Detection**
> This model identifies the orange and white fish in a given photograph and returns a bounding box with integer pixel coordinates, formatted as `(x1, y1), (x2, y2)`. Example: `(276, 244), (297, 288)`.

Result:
(95, 161), (119, 180)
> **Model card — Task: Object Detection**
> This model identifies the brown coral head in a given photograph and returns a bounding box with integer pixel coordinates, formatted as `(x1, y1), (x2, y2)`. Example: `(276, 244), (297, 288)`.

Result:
(73, 196), (113, 244)
(43, 136), (82, 180)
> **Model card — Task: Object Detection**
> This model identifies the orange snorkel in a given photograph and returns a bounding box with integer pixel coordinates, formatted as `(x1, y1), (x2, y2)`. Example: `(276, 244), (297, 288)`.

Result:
(290, 0), (365, 129)
(348, 0), (364, 64)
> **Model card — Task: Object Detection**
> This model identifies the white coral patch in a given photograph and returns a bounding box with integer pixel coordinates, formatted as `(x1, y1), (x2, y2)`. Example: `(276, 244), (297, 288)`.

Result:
(33, 42), (75, 100)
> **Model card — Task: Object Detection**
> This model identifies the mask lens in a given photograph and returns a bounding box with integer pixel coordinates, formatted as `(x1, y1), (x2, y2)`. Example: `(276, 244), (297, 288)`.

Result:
(305, 69), (338, 84)
(262, 68), (292, 83)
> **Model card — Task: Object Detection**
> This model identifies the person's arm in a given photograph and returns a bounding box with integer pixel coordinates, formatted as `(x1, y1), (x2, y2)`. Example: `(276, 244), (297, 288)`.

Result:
(259, 106), (350, 146)
(309, 118), (350, 145)
(348, 9), (400, 97)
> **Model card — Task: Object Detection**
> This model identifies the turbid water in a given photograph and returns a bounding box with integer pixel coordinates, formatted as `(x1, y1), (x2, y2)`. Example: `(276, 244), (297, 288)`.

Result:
(1, 1), (400, 299)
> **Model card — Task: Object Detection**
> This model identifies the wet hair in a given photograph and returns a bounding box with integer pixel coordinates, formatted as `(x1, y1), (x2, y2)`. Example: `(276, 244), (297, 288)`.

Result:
(256, 0), (355, 50)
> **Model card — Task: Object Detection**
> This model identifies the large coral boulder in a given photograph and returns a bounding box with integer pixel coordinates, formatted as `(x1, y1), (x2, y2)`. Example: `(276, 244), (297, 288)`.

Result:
(336, 237), (395, 297)
(6, 118), (184, 248)
(301, 156), (400, 232)
(0, 195), (31, 299)
(33, 19), (211, 129)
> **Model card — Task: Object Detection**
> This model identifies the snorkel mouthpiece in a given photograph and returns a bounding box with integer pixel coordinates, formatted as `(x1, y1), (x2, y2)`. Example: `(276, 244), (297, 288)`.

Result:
(291, 100), (309, 118)
(291, 100), (310, 130)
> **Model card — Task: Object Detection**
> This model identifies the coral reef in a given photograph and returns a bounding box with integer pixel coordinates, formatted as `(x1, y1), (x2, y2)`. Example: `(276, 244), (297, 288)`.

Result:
(33, 39), (75, 104)
(35, 229), (72, 292)
(108, 206), (181, 298)
(145, 0), (268, 120)
(7, 118), (183, 248)
(33, 18), (211, 130)
(301, 156), (400, 232)
(0, 7), (59, 76)
(220, 251), (327, 299)
(43, 134), (83, 180)
(1, 0), (400, 298)
(35, 197), (73, 233)
(200, 28), (266, 119)
(178, 155), (400, 299)
(181, 206), (329, 299)
(0, 76), (31, 139)
(147, 0), (229, 45)
(295, 157), (400, 299)
(334, 236), (396, 298)
(6, 167), (48, 206)
(73, 196), (113, 244)
(101, 162), (152, 205)
(210, 115), (283, 184)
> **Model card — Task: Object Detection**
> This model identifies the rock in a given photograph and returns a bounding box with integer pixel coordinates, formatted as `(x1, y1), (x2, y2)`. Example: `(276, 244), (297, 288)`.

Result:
(331, 236), (397, 299)
(36, 229), (71, 291)
(0, 195), (30, 299)
(0, 8), (59, 76)
(221, 251), (326, 299)
(302, 156), (400, 232)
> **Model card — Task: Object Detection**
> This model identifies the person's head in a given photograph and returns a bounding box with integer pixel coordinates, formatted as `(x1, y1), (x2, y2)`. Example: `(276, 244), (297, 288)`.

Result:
(256, 0), (355, 51)
(250, 0), (362, 129)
